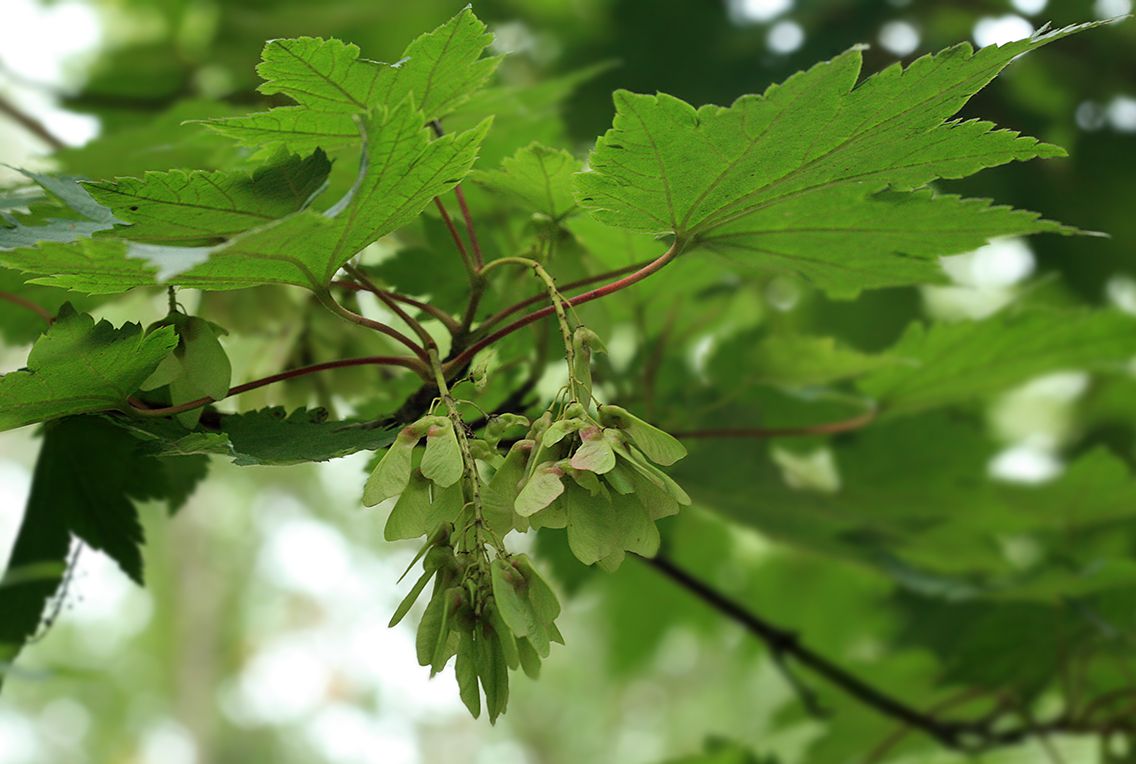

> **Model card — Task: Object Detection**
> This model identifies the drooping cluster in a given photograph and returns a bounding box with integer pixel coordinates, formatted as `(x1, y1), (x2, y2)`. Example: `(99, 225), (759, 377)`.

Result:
(486, 402), (690, 571)
(389, 527), (561, 723)
(362, 322), (690, 720)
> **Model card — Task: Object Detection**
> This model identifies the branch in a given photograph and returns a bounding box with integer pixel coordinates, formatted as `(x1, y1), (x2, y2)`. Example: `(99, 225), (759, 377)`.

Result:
(332, 279), (461, 334)
(0, 291), (54, 325)
(477, 259), (652, 333)
(0, 91), (66, 151)
(640, 553), (1136, 753)
(127, 355), (427, 418)
(672, 409), (877, 439)
(313, 287), (430, 363)
(446, 242), (682, 374)
(639, 553), (966, 748)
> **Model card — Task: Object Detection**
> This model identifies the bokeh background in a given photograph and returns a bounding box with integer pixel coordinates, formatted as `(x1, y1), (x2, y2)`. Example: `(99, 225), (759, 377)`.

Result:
(1, 1), (1134, 762)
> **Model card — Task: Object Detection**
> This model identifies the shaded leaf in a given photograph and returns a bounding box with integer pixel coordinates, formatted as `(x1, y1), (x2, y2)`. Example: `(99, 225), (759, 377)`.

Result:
(469, 142), (580, 220)
(0, 305), (177, 432)
(860, 309), (1136, 416)
(84, 148), (332, 244)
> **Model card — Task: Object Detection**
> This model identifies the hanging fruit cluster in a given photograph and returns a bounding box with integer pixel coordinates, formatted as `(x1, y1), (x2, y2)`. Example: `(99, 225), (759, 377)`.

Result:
(363, 319), (689, 721)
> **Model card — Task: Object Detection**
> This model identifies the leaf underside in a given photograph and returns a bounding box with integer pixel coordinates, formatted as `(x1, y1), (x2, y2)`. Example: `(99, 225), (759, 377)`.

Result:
(574, 22), (1106, 293)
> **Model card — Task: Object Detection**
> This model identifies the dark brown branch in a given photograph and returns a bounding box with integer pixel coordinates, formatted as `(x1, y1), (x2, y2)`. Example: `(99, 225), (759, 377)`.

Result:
(0, 92), (66, 151)
(639, 553), (1136, 753)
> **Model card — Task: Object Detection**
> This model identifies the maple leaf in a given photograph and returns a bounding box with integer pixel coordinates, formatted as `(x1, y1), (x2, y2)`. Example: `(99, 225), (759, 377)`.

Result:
(205, 8), (499, 153)
(0, 171), (123, 250)
(0, 304), (177, 432)
(2, 101), (489, 292)
(574, 22), (1107, 293)
(83, 147), (332, 244)
(859, 308), (1136, 415)
(470, 142), (580, 221)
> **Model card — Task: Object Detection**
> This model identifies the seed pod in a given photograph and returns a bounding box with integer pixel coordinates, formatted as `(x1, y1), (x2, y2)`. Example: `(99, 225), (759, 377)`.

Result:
(491, 558), (539, 639)
(384, 468), (433, 540)
(515, 462), (566, 517)
(570, 426), (616, 474)
(421, 418), (463, 487)
(598, 404), (688, 466)
(455, 632), (481, 719)
(484, 413), (530, 446)
(363, 424), (424, 506)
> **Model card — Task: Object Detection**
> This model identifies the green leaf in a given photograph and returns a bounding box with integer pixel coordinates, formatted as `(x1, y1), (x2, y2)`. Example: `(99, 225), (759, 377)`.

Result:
(0, 416), (176, 668)
(859, 309), (1136, 416)
(0, 172), (123, 250)
(207, 8), (498, 152)
(708, 332), (899, 389)
(83, 148), (332, 244)
(575, 23), (1105, 292)
(469, 142), (580, 220)
(0, 424), (73, 680)
(5, 101), (488, 293)
(0, 305), (177, 432)
(107, 407), (396, 466)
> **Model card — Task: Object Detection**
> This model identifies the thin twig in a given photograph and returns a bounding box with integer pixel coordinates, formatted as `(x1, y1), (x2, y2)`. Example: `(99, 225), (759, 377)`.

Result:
(671, 409), (877, 439)
(433, 196), (476, 279)
(0, 91), (66, 151)
(453, 184), (483, 268)
(477, 259), (651, 333)
(0, 291), (54, 325)
(314, 287), (430, 363)
(331, 279), (461, 333)
(446, 242), (681, 374)
(343, 264), (439, 349)
(127, 355), (428, 418)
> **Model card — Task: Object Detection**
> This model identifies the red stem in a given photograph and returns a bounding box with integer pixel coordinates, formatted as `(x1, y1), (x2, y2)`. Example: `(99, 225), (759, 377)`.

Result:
(0, 291), (54, 325)
(128, 355), (427, 418)
(671, 409), (877, 439)
(445, 242), (681, 374)
(433, 197), (474, 275)
(332, 280), (459, 332)
(478, 259), (653, 332)
(453, 184), (483, 269)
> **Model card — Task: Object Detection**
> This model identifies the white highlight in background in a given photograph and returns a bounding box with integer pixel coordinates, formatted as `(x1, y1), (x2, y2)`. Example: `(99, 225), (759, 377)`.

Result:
(1011, 0), (1048, 14)
(1095, 0), (1133, 19)
(879, 21), (920, 56)
(729, 0), (793, 24)
(972, 15), (1033, 48)
(767, 20), (805, 54)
